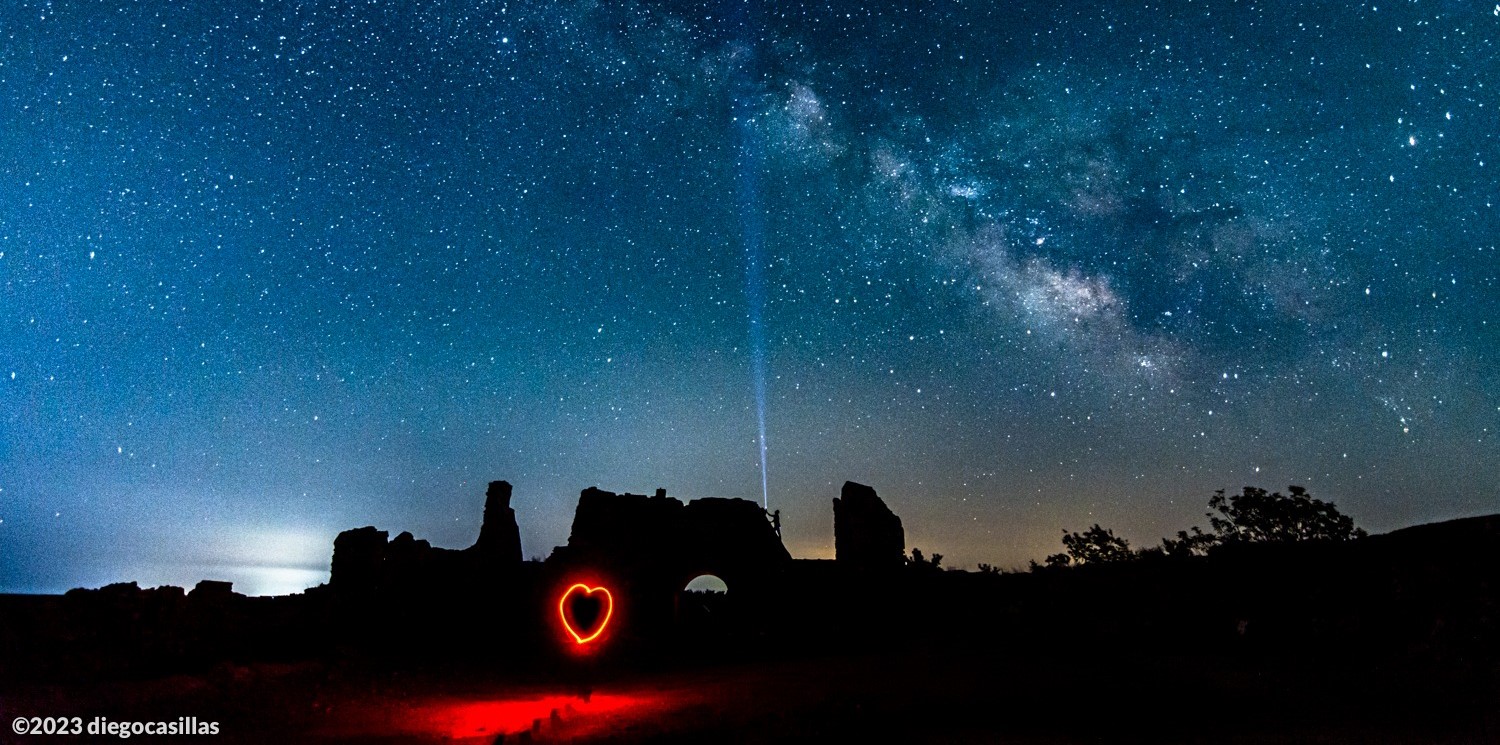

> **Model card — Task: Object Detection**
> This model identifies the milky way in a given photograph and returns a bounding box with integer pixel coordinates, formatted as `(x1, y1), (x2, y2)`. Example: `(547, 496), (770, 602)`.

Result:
(3, 0), (1497, 594)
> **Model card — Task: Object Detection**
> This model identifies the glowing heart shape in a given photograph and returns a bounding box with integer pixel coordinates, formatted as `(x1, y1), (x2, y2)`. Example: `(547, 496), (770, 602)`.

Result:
(558, 583), (613, 644)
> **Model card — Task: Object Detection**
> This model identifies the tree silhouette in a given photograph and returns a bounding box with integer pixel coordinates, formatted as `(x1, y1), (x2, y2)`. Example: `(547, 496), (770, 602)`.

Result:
(1205, 485), (1366, 544)
(1059, 524), (1134, 565)
(1159, 525), (1218, 558)
(1033, 486), (1366, 569)
(1159, 485), (1365, 556)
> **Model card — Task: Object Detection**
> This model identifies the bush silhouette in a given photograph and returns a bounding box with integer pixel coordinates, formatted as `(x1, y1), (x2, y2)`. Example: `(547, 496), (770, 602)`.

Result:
(1032, 525), (1134, 569)
(907, 547), (944, 573)
(1033, 485), (1367, 568)
(1160, 485), (1366, 557)
(1207, 485), (1366, 544)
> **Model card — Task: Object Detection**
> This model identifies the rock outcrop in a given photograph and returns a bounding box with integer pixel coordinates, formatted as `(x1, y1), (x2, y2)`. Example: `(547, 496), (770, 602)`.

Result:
(471, 479), (522, 564)
(833, 481), (905, 570)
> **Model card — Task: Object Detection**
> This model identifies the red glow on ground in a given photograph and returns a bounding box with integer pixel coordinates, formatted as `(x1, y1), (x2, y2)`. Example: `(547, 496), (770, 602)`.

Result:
(559, 582), (613, 644)
(319, 690), (685, 743)
(427, 694), (648, 740)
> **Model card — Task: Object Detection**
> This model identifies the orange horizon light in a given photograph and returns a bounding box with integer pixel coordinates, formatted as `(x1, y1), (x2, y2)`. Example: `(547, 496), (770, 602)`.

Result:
(558, 582), (613, 645)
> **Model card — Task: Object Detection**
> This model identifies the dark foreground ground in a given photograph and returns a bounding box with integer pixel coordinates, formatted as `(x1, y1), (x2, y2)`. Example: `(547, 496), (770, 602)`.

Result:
(5, 514), (1500, 743)
(6, 642), (1498, 744)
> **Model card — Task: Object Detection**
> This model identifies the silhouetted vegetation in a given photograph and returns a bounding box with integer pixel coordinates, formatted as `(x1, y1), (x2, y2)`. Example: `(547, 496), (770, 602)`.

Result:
(1159, 525), (1219, 558)
(906, 547), (944, 573)
(1030, 524), (1133, 569)
(1206, 485), (1366, 544)
(1033, 485), (1366, 570)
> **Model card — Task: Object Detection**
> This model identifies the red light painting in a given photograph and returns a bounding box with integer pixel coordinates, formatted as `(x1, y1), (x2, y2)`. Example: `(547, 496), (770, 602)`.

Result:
(427, 694), (647, 740)
(558, 582), (614, 645)
(321, 692), (671, 742)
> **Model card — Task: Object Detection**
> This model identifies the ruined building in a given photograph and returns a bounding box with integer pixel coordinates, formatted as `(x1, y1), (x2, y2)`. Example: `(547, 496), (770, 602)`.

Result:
(833, 480), (906, 570)
(326, 478), (910, 645)
(329, 480), (525, 597)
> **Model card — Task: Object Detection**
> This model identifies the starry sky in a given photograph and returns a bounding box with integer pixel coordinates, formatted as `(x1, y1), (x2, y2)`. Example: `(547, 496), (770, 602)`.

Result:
(3, 0), (1498, 595)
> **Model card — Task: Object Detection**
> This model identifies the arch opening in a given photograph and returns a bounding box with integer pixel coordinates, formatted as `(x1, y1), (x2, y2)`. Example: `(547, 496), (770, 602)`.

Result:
(677, 574), (730, 633)
(683, 574), (729, 594)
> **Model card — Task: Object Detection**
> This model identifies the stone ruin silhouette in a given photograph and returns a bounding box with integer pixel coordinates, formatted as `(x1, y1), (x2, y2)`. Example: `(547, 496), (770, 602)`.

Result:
(9, 475), (1499, 697)
(326, 479), (908, 646)
(330, 480), (523, 598)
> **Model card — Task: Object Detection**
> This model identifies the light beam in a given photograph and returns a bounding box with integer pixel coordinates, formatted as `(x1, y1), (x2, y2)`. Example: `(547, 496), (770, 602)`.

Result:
(732, 1), (770, 510)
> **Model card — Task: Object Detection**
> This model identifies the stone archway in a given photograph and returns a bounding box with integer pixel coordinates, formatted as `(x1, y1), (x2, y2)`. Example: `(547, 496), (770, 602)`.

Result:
(676, 573), (731, 634)
(683, 574), (729, 594)
(552, 487), (791, 639)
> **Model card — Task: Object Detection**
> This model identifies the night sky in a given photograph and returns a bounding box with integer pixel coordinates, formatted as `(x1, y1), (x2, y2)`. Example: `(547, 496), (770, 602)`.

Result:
(3, 0), (1497, 595)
